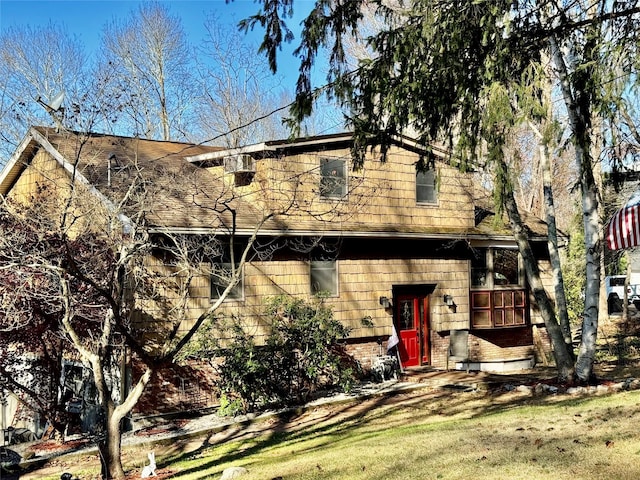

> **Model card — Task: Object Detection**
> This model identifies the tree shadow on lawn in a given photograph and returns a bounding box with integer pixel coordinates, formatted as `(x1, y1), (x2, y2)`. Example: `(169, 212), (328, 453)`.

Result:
(159, 381), (640, 479)
(23, 365), (640, 478)
(160, 390), (436, 478)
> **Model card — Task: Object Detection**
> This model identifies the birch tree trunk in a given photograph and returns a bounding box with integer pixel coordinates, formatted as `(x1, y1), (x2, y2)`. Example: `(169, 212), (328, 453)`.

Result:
(549, 32), (601, 382)
(500, 159), (575, 381)
(574, 155), (601, 382)
(539, 140), (574, 354)
(528, 111), (574, 355)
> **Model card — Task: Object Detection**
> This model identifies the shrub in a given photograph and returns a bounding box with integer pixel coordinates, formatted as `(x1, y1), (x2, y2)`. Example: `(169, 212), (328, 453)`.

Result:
(215, 295), (358, 413)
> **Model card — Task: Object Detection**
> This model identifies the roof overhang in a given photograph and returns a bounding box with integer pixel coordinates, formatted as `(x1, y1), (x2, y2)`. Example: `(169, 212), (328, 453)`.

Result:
(0, 129), (40, 195)
(185, 132), (450, 164)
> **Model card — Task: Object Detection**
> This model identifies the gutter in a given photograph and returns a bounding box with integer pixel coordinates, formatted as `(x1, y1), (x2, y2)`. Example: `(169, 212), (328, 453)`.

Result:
(184, 133), (451, 164)
(147, 226), (544, 244)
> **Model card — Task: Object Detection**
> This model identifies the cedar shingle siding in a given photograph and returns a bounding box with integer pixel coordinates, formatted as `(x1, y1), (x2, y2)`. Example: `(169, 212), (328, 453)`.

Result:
(1, 127), (555, 373)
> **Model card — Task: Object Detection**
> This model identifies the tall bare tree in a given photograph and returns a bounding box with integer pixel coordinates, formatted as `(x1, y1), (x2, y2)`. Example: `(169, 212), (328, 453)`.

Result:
(0, 138), (261, 477)
(0, 124), (375, 478)
(100, 2), (195, 141)
(193, 16), (292, 147)
(0, 23), (86, 162)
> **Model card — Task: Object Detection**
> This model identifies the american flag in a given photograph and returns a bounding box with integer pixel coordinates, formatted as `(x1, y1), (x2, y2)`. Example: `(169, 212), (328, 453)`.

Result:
(606, 192), (640, 250)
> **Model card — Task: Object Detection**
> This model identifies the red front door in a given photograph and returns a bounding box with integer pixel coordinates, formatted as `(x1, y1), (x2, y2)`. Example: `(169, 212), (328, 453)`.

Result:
(396, 295), (430, 368)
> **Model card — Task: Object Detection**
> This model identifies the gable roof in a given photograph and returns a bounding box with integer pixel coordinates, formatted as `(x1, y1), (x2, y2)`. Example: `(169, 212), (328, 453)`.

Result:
(1, 127), (551, 243)
(0, 127), (250, 231)
(1, 126), (222, 194)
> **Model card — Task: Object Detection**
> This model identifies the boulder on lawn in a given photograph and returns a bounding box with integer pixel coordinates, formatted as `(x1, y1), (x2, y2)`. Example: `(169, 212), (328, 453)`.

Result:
(220, 466), (248, 480)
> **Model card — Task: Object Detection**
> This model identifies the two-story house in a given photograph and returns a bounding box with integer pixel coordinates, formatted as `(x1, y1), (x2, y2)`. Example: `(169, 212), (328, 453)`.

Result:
(185, 132), (554, 373)
(1, 126), (554, 383)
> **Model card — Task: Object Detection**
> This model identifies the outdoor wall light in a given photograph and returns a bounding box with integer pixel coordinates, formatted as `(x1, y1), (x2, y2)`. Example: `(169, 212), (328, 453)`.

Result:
(443, 294), (455, 307)
(379, 296), (392, 309)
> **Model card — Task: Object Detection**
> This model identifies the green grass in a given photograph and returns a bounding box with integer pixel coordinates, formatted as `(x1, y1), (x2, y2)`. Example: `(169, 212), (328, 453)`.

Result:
(25, 387), (640, 480)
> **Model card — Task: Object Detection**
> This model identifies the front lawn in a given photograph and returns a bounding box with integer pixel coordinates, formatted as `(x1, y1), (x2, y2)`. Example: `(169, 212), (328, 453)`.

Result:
(23, 384), (640, 480)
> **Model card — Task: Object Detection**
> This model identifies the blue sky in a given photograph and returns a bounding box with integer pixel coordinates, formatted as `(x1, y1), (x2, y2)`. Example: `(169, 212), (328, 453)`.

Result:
(0, 0), (316, 89)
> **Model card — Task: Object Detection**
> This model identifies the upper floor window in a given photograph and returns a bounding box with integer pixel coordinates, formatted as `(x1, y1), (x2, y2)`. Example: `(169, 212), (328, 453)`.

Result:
(211, 262), (244, 301)
(416, 168), (437, 204)
(320, 158), (347, 198)
(310, 260), (338, 296)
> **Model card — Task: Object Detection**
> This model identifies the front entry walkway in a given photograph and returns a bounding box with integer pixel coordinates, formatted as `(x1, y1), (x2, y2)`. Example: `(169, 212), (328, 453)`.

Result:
(398, 366), (558, 390)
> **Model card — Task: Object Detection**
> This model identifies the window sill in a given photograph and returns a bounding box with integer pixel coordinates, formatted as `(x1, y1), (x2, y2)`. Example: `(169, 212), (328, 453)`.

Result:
(210, 297), (244, 303)
(319, 196), (347, 202)
(471, 323), (528, 330)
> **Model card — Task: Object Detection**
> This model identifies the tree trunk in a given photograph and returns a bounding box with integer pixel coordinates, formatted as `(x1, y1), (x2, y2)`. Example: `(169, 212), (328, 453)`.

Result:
(500, 160), (575, 381)
(88, 350), (152, 479)
(549, 32), (601, 383)
(539, 142), (574, 356)
(98, 409), (127, 480)
(574, 156), (601, 382)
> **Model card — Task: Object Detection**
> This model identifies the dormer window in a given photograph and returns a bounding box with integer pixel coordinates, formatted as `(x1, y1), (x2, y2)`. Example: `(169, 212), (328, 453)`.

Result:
(320, 158), (347, 198)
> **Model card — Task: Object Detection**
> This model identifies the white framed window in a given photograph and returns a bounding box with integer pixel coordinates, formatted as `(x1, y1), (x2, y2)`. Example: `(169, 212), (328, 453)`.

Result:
(210, 263), (244, 300)
(320, 158), (347, 198)
(416, 168), (437, 204)
(310, 260), (338, 296)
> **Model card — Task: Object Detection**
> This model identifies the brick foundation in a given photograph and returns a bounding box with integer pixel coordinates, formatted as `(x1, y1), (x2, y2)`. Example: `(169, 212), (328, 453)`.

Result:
(133, 326), (553, 416)
(343, 337), (390, 371)
(134, 360), (218, 416)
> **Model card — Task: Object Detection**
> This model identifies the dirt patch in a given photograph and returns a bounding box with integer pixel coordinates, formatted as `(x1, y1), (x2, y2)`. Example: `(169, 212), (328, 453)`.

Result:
(28, 438), (91, 455)
(134, 419), (189, 437)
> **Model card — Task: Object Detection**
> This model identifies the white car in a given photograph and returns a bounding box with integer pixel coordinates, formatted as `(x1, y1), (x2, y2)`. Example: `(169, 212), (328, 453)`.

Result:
(605, 275), (640, 305)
